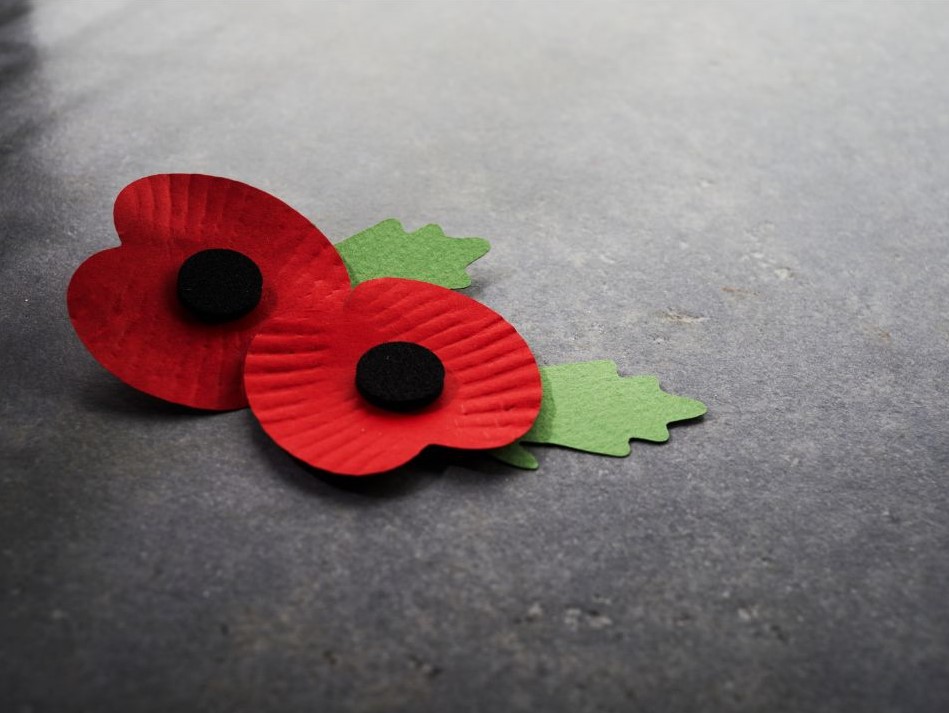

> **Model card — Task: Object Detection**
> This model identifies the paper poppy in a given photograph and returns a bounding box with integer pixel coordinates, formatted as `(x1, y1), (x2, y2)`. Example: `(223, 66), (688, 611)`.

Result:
(67, 174), (350, 410)
(244, 278), (543, 476)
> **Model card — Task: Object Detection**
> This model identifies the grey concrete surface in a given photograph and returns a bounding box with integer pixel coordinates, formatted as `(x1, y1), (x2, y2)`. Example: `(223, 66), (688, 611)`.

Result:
(1, 1), (948, 711)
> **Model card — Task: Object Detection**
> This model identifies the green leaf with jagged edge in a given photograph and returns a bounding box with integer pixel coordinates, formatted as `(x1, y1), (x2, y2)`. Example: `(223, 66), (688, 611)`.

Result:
(335, 219), (490, 289)
(492, 360), (707, 470)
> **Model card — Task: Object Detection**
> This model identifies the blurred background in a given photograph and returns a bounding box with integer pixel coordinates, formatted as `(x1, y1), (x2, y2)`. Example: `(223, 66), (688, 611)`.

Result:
(1, 1), (948, 711)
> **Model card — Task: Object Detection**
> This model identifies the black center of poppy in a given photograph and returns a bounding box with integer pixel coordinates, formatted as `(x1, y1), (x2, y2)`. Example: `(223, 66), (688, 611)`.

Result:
(355, 341), (445, 412)
(176, 249), (263, 323)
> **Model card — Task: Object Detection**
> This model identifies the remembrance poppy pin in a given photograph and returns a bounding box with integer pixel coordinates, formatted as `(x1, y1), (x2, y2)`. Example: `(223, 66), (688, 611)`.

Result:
(69, 174), (706, 476)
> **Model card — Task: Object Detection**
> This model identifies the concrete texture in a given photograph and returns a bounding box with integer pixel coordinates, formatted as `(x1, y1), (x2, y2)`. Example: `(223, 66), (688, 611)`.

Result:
(1, 1), (948, 711)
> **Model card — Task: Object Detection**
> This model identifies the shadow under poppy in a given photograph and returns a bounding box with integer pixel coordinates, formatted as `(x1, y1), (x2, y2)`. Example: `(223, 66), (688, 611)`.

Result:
(245, 412), (440, 501)
(245, 411), (523, 502)
(78, 372), (223, 421)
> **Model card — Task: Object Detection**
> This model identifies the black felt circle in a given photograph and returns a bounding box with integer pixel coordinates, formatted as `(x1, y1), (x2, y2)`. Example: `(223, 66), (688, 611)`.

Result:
(176, 249), (263, 323)
(355, 341), (445, 412)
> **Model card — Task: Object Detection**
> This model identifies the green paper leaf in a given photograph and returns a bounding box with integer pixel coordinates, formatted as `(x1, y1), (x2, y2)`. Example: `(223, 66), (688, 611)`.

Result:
(335, 219), (490, 289)
(491, 442), (540, 470)
(492, 360), (706, 469)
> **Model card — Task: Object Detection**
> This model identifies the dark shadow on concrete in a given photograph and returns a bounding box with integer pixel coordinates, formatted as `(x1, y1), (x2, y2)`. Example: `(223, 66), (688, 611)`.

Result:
(78, 373), (226, 421)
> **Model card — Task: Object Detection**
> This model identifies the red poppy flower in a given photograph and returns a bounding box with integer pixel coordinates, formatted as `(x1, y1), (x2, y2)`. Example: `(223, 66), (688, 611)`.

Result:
(67, 174), (350, 410)
(243, 278), (543, 476)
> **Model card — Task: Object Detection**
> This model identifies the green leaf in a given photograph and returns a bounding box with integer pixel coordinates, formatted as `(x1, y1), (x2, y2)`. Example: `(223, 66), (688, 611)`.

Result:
(490, 442), (540, 470)
(335, 219), (490, 289)
(492, 360), (706, 469)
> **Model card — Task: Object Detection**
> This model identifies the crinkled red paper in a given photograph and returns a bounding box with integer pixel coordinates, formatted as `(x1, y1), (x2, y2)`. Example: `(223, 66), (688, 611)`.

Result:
(67, 174), (350, 410)
(244, 278), (542, 475)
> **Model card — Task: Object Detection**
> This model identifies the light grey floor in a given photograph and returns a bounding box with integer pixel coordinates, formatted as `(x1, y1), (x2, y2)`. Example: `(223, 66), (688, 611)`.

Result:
(1, 1), (947, 711)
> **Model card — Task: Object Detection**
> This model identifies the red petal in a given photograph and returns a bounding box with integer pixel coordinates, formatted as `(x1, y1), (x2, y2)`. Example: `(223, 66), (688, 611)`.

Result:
(115, 174), (320, 252)
(68, 175), (350, 410)
(244, 279), (542, 475)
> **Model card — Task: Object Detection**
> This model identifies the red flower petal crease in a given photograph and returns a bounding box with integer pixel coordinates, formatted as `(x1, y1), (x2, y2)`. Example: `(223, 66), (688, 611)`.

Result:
(244, 278), (542, 475)
(67, 174), (350, 410)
